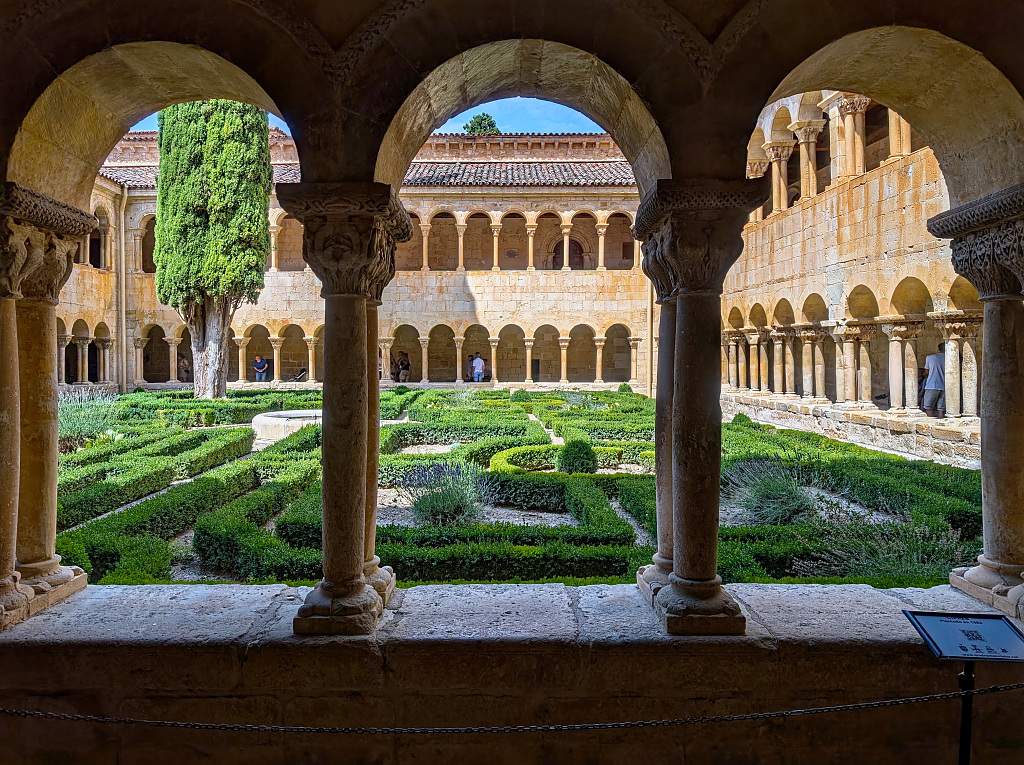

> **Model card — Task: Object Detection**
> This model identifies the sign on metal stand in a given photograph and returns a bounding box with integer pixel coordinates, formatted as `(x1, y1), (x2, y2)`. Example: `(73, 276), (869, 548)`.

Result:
(903, 610), (1024, 765)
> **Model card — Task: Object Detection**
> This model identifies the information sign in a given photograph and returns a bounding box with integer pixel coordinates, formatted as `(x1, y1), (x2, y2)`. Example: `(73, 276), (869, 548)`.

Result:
(903, 610), (1024, 662)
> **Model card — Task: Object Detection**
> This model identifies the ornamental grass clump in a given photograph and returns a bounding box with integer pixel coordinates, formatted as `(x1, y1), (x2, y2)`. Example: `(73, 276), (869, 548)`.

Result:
(397, 462), (482, 526)
(557, 439), (598, 474)
(721, 457), (820, 525)
(58, 387), (119, 452)
(793, 510), (977, 583)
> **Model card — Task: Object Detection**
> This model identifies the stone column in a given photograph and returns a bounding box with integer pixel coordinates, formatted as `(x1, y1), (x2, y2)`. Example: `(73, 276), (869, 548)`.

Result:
(454, 337), (465, 383)
(800, 329), (815, 398)
(635, 177), (763, 635)
(813, 334), (827, 400)
(490, 223), (501, 271)
(784, 332), (797, 396)
(738, 338), (750, 389)
(268, 224), (280, 271)
(943, 327), (963, 418)
(758, 332), (770, 391)
(962, 325), (981, 417)
(630, 337), (641, 384)
(596, 224), (608, 271)
(364, 302), (395, 602)
(131, 231), (143, 272)
(74, 338), (89, 383)
(234, 337), (250, 383)
(419, 337), (430, 382)
(888, 109), (912, 158)
(771, 331), (785, 394)
(594, 336), (606, 384)
(857, 331), (874, 404)
(103, 229), (114, 270)
(419, 222), (431, 272)
(904, 332), (920, 411)
(133, 336), (147, 385)
(790, 120), (825, 199)
(488, 337), (499, 383)
(278, 180), (411, 635)
(633, 239), (641, 269)
(269, 337), (284, 382)
(929, 190), (1024, 615)
(745, 332), (762, 391)
(1, 184), (94, 625)
(305, 336), (318, 382)
(524, 339), (535, 383)
(525, 224), (537, 271)
(839, 95), (871, 176)
(165, 337), (180, 383)
(455, 223), (467, 272)
(379, 338), (393, 385)
(763, 141), (795, 213)
(97, 338), (112, 384)
(720, 337), (730, 387)
(883, 324), (905, 411)
(16, 238), (83, 597)
(57, 334), (70, 384)
(727, 337), (738, 388)
(638, 299), (675, 602)
(557, 337), (570, 383)
(560, 224), (572, 271)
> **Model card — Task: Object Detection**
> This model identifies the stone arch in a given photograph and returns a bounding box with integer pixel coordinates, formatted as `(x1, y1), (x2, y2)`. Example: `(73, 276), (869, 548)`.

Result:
(462, 324), (491, 381)
(395, 212), (422, 272)
(372, 40), (671, 196)
(890, 277), (934, 317)
(142, 324), (169, 384)
(391, 325), (422, 383)
(801, 293), (829, 324)
(949, 277), (983, 312)
(497, 324), (527, 383)
(176, 327), (194, 383)
(768, 26), (1024, 206)
(279, 324), (308, 381)
(428, 324), (457, 383)
(463, 212), (493, 271)
(426, 211), (458, 271)
(532, 324), (561, 383)
(749, 303), (768, 328)
(847, 285), (880, 320)
(4, 37), (317, 211)
(606, 211), (637, 270)
(497, 212), (527, 271)
(567, 324), (597, 383)
(727, 307), (745, 329)
(772, 299), (796, 327)
(244, 325), (272, 381)
(602, 324), (631, 383)
(768, 106), (794, 143)
(140, 215), (157, 273)
(536, 212), (564, 270)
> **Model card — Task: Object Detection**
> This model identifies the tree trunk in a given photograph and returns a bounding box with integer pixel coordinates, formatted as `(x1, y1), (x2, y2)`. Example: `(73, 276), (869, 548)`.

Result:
(187, 297), (234, 399)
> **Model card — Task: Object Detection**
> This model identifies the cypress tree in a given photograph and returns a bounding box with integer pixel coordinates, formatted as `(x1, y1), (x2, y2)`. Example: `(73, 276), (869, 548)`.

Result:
(155, 100), (271, 398)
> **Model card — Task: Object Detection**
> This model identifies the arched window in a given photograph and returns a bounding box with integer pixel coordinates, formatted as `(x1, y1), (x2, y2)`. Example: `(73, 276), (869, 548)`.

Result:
(553, 238), (584, 270)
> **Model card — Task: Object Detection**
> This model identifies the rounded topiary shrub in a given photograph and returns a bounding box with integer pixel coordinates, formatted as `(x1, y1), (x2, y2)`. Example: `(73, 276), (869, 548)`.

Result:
(510, 389), (530, 403)
(617, 382), (632, 394)
(557, 439), (598, 474)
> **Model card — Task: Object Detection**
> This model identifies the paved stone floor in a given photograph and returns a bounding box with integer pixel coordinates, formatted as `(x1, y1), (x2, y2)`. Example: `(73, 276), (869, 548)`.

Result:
(1, 583), (1021, 763)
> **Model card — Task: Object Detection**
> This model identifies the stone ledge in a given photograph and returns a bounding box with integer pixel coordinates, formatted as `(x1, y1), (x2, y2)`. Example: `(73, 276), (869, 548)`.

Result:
(0, 583), (1021, 763)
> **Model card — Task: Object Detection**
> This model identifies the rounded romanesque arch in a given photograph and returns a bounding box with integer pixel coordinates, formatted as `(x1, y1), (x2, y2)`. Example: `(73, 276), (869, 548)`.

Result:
(276, 216), (305, 272)
(772, 299), (796, 327)
(727, 307), (745, 329)
(847, 285), (880, 320)
(243, 325), (272, 382)
(461, 324), (491, 381)
(391, 325), (422, 383)
(279, 324), (308, 381)
(749, 303), (768, 328)
(602, 323), (631, 383)
(567, 324), (597, 383)
(949, 277), (982, 312)
(801, 293), (829, 324)
(141, 324), (168, 384)
(497, 325), (527, 383)
(890, 277), (934, 317)
(532, 324), (561, 383)
(428, 324), (457, 383)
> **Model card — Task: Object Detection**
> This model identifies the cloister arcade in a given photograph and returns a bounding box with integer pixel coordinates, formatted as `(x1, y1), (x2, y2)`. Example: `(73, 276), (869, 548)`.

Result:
(3, 4), (1024, 759)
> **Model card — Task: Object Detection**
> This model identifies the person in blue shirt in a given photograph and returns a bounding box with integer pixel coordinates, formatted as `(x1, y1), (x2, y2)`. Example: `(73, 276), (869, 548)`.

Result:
(253, 354), (269, 382)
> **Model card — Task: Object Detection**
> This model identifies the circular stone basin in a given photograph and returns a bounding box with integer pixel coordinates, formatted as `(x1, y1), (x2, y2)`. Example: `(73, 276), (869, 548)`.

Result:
(252, 409), (322, 442)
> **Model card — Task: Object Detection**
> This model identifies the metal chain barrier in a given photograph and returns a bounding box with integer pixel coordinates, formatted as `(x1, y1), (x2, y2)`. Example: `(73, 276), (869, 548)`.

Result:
(1, 682), (1023, 736)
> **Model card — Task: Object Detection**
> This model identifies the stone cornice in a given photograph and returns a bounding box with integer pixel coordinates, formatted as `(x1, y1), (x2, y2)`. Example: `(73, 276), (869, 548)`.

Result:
(0, 182), (96, 237)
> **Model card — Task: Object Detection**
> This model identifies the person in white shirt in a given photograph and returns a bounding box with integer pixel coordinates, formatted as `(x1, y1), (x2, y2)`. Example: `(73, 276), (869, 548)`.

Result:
(471, 353), (485, 383)
(921, 342), (946, 417)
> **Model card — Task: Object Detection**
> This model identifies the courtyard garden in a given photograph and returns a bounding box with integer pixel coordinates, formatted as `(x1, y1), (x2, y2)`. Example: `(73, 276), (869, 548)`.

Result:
(54, 387), (981, 589)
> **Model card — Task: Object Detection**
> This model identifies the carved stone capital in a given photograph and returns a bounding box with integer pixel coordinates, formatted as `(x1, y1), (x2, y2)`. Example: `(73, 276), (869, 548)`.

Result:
(745, 159), (769, 179)
(269, 337), (285, 349)
(276, 182), (412, 299)
(0, 182), (96, 238)
(633, 178), (767, 303)
(20, 234), (75, 304)
(837, 94), (872, 118)
(880, 321), (922, 341)
(762, 141), (795, 164)
(234, 337), (251, 349)
(133, 336), (148, 350)
(789, 120), (826, 144)
(928, 183), (1024, 300)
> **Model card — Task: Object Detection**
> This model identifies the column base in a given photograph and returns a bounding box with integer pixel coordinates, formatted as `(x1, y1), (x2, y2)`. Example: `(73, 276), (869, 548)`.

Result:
(21, 567), (87, 619)
(0, 576), (35, 629)
(636, 555), (672, 606)
(17, 557), (82, 594)
(561, 266), (571, 272)
(293, 579), (383, 636)
(653, 575), (746, 636)
(949, 556), (1024, 619)
(364, 557), (396, 606)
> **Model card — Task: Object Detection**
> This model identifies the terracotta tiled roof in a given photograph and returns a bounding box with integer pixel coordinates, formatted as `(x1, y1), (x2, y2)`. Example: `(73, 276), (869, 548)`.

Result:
(100, 159), (636, 189)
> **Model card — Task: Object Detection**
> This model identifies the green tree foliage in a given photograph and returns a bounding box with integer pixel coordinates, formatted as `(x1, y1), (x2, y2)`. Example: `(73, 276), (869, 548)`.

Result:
(155, 101), (271, 398)
(463, 112), (500, 135)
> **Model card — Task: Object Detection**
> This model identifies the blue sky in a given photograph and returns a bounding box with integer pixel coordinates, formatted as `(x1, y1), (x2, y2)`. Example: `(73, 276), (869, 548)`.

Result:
(131, 97), (603, 135)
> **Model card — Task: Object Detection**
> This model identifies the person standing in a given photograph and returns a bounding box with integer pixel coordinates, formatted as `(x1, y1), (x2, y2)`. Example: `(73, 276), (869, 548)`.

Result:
(252, 354), (269, 382)
(922, 342), (946, 417)
(398, 352), (411, 383)
(471, 352), (485, 383)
